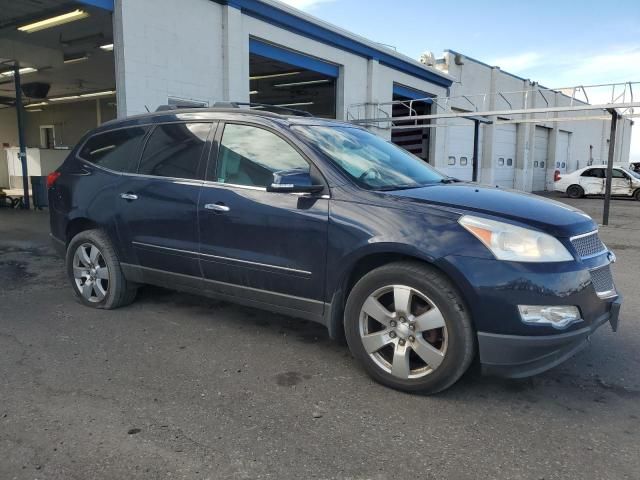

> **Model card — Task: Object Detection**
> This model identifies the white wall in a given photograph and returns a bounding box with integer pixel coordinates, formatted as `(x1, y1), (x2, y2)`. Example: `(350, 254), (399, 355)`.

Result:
(115, 0), (449, 129)
(435, 51), (633, 191)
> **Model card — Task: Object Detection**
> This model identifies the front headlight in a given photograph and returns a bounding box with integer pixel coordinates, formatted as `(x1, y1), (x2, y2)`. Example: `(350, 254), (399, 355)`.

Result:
(459, 215), (573, 262)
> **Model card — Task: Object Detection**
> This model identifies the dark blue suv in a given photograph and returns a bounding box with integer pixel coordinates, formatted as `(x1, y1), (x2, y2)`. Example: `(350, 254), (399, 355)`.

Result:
(48, 106), (621, 393)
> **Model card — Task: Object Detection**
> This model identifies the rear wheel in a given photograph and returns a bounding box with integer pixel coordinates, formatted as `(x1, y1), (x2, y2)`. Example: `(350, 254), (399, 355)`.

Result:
(634, 189), (640, 201)
(66, 229), (137, 309)
(344, 261), (475, 394)
(567, 184), (584, 199)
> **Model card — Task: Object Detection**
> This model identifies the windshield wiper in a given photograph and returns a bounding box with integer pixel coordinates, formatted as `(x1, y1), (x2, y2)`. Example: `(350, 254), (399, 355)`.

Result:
(440, 176), (462, 184)
(375, 184), (423, 191)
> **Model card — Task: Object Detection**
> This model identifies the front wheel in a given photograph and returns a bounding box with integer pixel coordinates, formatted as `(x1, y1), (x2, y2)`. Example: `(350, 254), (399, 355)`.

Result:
(634, 189), (640, 201)
(66, 229), (137, 309)
(344, 262), (475, 394)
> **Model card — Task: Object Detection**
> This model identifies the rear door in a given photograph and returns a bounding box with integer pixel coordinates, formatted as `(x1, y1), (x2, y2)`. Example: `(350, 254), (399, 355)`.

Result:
(198, 122), (329, 316)
(116, 121), (214, 278)
(579, 167), (605, 195)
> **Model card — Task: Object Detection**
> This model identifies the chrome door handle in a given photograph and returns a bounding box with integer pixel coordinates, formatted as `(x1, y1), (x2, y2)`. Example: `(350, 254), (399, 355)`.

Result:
(120, 193), (138, 200)
(204, 203), (230, 212)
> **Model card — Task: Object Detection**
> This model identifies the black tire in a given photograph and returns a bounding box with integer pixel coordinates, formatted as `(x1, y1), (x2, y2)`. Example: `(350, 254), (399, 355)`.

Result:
(634, 189), (640, 201)
(66, 229), (137, 309)
(344, 261), (475, 394)
(566, 185), (584, 199)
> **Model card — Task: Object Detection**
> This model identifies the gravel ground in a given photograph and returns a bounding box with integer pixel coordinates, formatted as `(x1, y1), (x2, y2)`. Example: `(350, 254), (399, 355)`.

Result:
(0, 193), (639, 480)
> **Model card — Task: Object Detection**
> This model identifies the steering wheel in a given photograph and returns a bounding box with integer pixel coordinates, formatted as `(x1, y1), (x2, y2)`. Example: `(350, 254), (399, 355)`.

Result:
(359, 167), (382, 181)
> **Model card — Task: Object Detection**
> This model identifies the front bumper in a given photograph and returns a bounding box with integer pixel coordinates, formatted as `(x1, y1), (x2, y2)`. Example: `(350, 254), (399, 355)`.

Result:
(478, 295), (621, 378)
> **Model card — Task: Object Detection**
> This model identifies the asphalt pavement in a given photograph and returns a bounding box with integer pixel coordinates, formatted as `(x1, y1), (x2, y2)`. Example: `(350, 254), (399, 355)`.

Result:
(0, 193), (639, 480)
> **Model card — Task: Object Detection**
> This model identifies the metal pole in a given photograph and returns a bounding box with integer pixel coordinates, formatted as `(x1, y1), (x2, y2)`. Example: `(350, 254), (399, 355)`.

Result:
(602, 109), (618, 226)
(472, 119), (480, 182)
(14, 63), (30, 210)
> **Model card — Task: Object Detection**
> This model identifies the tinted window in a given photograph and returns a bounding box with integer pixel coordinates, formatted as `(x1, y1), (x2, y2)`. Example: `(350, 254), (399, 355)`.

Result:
(138, 123), (210, 180)
(507, 158), (513, 166)
(582, 168), (604, 178)
(216, 124), (309, 187)
(611, 169), (627, 179)
(79, 127), (147, 172)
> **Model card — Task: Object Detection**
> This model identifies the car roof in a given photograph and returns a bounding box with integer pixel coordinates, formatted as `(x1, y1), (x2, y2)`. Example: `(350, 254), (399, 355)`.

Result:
(98, 107), (357, 133)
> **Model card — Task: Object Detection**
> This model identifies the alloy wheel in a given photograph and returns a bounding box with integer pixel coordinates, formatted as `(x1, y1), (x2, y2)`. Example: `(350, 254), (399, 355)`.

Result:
(73, 243), (109, 303)
(359, 285), (448, 379)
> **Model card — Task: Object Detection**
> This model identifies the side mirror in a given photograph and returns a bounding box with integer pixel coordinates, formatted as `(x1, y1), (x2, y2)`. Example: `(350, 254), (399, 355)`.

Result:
(266, 169), (324, 194)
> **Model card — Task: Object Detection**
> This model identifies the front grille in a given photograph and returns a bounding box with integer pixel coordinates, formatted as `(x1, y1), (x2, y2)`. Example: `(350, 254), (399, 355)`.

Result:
(590, 264), (615, 297)
(571, 231), (606, 259)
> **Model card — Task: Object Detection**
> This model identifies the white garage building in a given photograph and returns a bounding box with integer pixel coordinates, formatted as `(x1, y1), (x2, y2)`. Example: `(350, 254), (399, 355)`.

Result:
(0, 0), (632, 196)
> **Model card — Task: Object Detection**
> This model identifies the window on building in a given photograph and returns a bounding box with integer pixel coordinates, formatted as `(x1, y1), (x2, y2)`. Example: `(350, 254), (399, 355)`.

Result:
(498, 157), (504, 166)
(507, 158), (513, 166)
(79, 127), (148, 172)
(540, 161), (545, 168)
(534, 161), (539, 168)
(561, 162), (566, 168)
(556, 162), (560, 168)
(448, 156), (456, 166)
(460, 156), (468, 166)
(216, 124), (309, 187)
(138, 123), (210, 180)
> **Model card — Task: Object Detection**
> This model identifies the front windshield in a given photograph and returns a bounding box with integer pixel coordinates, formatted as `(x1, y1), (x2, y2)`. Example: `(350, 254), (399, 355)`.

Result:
(623, 167), (640, 180)
(292, 125), (445, 190)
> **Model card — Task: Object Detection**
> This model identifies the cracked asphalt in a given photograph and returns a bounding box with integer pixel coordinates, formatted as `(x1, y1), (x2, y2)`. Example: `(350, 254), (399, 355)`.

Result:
(1, 193), (639, 480)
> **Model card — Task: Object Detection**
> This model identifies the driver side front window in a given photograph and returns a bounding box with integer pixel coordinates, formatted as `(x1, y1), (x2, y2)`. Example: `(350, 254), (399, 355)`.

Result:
(214, 124), (309, 187)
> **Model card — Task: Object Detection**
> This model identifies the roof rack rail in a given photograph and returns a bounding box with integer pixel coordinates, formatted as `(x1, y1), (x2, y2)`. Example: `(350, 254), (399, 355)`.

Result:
(155, 104), (207, 112)
(213, 101), (314, 117)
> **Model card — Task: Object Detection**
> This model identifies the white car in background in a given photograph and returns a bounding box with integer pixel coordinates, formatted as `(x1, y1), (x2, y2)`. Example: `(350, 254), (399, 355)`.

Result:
(554, 165), (640, 200)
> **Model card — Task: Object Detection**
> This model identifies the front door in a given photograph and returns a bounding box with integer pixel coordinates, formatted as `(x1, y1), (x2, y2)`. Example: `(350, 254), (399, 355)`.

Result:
(117, 121), (213, 277)
(198, 122), (329, 316)
(610, 169), (633, 196)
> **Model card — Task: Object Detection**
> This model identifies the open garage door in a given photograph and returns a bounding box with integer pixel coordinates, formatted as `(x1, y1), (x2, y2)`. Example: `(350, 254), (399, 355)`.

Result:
(0, 0), (116, 202)
(249, 39), (338, 118)
(391, 84), (432, 162)
(493, 123), (516, 188)
(533, 126), (549, 191)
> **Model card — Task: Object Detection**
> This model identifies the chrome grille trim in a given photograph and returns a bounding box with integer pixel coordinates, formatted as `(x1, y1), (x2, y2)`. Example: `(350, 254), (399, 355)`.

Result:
(570, 230), (606, 259)
(589, 264), (617, 299)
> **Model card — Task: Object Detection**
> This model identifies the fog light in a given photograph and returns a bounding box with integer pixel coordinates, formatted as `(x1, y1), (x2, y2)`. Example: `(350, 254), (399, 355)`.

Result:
(518, 305), (582, 329)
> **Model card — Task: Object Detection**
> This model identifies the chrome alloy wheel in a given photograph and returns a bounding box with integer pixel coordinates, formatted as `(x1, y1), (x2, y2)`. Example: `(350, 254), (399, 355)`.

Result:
(73, 243), (109, 303)
(359, 285), (448, 380)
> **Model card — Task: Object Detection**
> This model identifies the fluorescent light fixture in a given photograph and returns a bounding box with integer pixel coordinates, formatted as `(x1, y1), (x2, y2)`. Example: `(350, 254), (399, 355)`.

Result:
(274, 79), (331, 88)
(64, 54), (89, 64)
(249, 71), (300, 81)
(26, 102), (48, 108)
(18, 9), (89, 33)
(274, 102), (314, 107)
(99, 43), (114, 51)
(26, 108), (43, 112)
(49, 95), (80, 102)
(79, 90), (115, 98)
(0, 67), (37, 78)
(49, 90), (115, 102)
(249, 90), (258, 95)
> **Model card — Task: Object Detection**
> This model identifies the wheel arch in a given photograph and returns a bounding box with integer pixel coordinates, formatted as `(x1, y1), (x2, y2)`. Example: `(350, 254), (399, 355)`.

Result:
(327, 245), (466, 341)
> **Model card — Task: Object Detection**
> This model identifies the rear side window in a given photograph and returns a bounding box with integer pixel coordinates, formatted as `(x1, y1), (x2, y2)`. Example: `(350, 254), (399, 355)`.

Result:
(582, 168), (604, 178)
(138, 123), (211, 180)
(79, 127), (147, 172)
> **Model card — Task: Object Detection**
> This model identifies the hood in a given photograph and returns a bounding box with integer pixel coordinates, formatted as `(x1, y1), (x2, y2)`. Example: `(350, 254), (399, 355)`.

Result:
(385, 183), (596, 237)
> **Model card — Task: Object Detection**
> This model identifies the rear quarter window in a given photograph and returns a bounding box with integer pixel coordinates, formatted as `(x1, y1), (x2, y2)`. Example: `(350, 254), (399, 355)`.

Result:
(78, 127), (148, 172)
